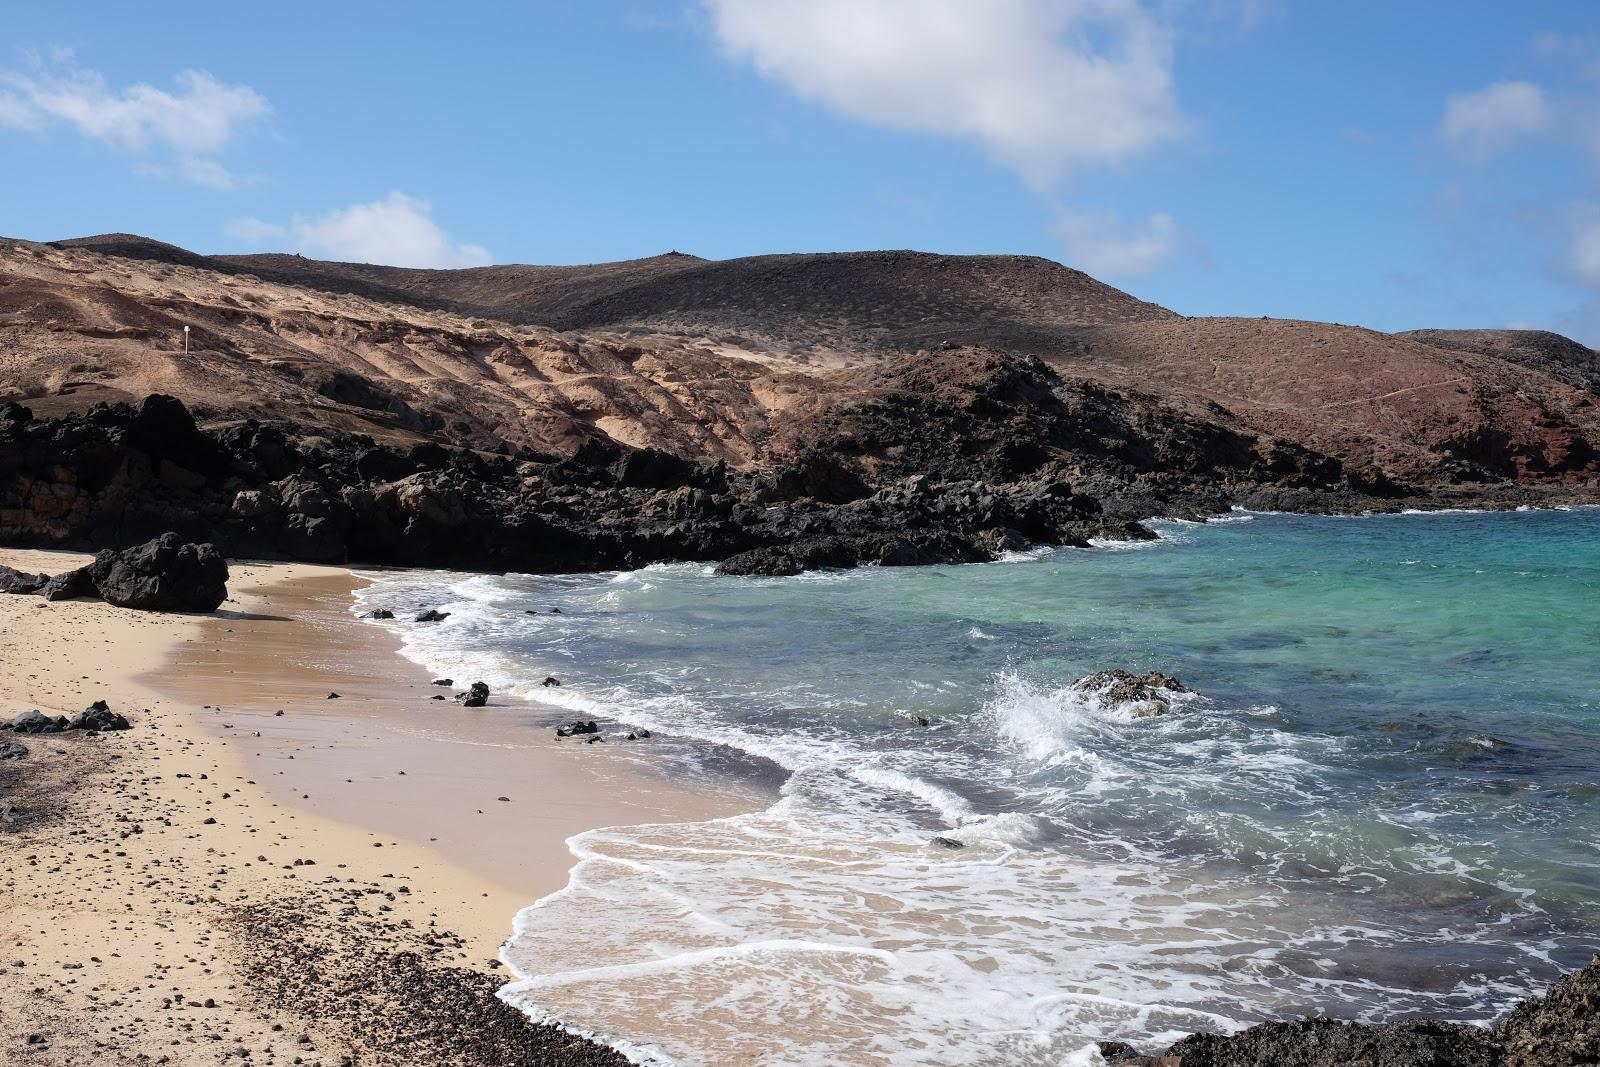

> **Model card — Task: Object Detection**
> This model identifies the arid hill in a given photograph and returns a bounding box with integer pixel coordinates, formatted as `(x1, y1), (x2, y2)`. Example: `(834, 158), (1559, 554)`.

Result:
(17, 234), (1600, 489)
(1, 233), (1597, 573)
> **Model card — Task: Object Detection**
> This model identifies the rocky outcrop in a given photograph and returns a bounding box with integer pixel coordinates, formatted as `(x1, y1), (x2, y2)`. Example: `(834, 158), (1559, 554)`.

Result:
(1496, 953), (1600, 1066)
(0, 392), (1591, 580)
(1102, 955), (1600, 1066)
(1103, 1018), (1501, 1066)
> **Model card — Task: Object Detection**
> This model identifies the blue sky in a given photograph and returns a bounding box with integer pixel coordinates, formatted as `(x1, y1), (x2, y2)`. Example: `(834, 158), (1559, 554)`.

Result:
(4, 2), (1600, 342)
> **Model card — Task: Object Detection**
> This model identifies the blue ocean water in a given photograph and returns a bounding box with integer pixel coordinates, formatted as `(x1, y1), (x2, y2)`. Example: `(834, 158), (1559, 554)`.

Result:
(355, 508), (1600, 1066)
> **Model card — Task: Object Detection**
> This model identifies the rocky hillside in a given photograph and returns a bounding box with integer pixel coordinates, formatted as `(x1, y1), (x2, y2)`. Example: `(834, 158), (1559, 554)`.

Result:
(2, 233), (1597, 573)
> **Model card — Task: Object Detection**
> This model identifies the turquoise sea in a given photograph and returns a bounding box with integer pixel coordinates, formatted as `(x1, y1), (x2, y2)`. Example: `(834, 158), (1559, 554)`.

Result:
(355, 508), (1600, 1066)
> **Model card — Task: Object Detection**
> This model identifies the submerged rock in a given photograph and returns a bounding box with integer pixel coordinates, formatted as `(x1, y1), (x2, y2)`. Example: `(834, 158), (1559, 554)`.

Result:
(361, 608), (395, 620)
(459, 682), (489, 708)
(542, 676), (561, 687)
(432, 678), (454, 687)
(556, 720), (598, 738)
(1073, 669), (1189, 717)
(415, 609), (450, 623)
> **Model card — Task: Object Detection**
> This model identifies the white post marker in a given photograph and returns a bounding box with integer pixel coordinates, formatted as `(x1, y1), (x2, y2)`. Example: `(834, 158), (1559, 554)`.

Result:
(183, 325), (190, 354)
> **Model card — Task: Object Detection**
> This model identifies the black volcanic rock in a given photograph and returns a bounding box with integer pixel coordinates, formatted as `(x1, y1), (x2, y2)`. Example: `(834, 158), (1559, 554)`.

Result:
(1497, 953), (1600, 1066)
(9, 710), (69, 734)
(88, 533), (229, 612)
(67, 700), (130, 732)
(42, 566), (96, 602)
(0, 565), (49, 594)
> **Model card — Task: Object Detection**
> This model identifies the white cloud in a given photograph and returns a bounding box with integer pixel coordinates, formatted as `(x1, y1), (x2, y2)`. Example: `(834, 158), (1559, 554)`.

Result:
(1565, 203), (1600, 286)
(138, 155), (259, 190)
(1055, 207), (1183, 276)
(1439, 80), (1549, 160)
(703, 0), (1185, 183)
(227, 192), (492, 269)
(0, 60), (267, 185)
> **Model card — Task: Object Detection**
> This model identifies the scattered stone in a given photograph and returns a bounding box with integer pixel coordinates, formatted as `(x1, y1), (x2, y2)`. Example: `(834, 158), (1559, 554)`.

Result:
(542, 676), (561, 687)
(415, 609), (450, 623)
(556, 720), (598, 737)
(327, 692), (341, 700)
(361, 608), (395, 620)
(432, 678), (453, 686)
(930, 836), (965, 849)
(0, 738), (26, 760)
(458, 682), (489, 708)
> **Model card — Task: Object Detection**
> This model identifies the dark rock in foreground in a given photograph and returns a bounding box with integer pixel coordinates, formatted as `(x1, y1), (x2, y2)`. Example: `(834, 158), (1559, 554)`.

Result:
(0, 530), (229, 613)
(1104, 954), (1600, 1067)
(1496, 953), (1600, 1066)
(556, 720), (598, 737)
(458, 682), (489, 708)
(0, 738), (26, 759)
(87, 533), (229, 612)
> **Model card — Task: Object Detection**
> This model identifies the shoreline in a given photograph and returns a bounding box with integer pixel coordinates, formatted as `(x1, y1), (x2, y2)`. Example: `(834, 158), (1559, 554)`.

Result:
(0, 548), (757, 1066)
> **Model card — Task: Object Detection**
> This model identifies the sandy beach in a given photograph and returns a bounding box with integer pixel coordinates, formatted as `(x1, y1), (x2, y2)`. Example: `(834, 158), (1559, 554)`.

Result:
(0, 550), (756, 1066)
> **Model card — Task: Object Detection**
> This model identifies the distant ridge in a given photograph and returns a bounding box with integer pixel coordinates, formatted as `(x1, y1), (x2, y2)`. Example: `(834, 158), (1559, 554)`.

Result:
(54, 234), (1175, 352)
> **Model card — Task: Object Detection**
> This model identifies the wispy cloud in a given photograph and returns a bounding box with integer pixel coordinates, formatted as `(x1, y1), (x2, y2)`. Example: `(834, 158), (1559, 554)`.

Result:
(1055, 207), (1187, 276)
(1438, 80), (1549, 161)
(227, 192), (491, 268)
(0, 56), (268, 187)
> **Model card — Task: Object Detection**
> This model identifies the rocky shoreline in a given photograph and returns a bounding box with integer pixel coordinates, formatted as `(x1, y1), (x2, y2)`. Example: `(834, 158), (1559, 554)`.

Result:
(3, 392), (1596, 580)
(1098, 957), (1600, 1065)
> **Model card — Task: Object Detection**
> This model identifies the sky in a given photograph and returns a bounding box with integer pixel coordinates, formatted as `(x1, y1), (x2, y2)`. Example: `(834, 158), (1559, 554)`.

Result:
(4, 2), (1600, 342)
